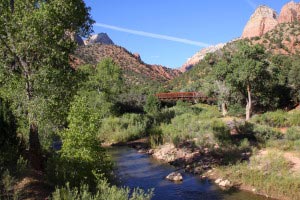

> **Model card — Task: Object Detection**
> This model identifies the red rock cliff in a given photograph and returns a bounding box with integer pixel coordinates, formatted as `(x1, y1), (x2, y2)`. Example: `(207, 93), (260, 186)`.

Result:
(242, 5), (278, 39)
(278, 1), (300, 23)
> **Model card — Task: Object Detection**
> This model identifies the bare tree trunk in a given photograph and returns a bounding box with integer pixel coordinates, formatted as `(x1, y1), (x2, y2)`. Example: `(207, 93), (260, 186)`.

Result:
(246, 85), (252, 121)
(221, 102), (228, 117)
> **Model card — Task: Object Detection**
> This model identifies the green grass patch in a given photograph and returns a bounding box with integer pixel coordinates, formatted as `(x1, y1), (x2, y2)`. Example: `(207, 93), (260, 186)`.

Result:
(98, 114), (149, 143)
(218, 151), (300, 200)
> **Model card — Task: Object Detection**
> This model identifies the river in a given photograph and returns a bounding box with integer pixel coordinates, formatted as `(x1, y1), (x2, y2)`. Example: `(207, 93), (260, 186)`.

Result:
(108, 146), (268, 200)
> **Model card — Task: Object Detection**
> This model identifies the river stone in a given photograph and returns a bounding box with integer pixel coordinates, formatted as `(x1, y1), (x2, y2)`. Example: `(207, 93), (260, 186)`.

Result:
(215, 178), (222, 184)
(219, 180), (231, 187)
(166, 172), (183, 182)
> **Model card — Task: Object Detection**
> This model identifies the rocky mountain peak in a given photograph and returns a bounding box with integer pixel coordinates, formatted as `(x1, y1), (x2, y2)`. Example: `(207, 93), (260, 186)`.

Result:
(180, 43), (225, 72)
(85, 33), (114, 45)
(242, 5), (278, 38)
(278, 1), (300, 23)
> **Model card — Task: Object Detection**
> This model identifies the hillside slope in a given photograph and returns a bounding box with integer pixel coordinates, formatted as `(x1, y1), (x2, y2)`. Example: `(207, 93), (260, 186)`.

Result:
(74, 44), (181, 86)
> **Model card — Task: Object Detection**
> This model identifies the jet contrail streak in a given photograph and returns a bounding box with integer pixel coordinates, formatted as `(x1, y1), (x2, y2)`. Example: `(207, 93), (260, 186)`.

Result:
(95, 22), (211, 47)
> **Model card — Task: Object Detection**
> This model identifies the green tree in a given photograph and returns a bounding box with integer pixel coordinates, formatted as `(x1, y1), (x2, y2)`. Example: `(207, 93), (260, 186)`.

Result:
(144, 95), (161, 116)
(0, 0), (93, 169)
(218, 41), (269, 120)
(47, 59), (123, 188)
(288, 57), (300, 103)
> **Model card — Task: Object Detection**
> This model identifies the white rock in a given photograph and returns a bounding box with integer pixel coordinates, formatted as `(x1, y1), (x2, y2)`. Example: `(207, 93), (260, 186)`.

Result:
(219, 180), (231, 187)
(166, 172), (183, 182)
(215, 178), (222, 184)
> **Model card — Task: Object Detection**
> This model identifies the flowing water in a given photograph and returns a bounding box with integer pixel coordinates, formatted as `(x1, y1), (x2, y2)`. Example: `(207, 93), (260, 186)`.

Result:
(108, 146), (268, 200)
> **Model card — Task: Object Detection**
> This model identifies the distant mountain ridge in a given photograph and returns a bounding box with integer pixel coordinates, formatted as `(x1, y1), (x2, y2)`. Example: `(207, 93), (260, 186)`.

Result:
(73, 43), (181, 85)
(72, 33), (181, 85)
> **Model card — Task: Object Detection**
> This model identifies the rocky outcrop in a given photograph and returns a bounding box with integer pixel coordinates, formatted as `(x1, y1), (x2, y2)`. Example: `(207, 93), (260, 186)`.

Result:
(85, 33), (114, 45)
(242, 5), (278, 39)
(133, 53), (141, 62)
(278, 1), (300, 23)
(180, 43), (226, 72)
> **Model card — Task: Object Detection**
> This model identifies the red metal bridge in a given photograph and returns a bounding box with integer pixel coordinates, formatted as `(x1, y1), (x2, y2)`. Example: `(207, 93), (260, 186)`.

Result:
(155, 92), (216, 103)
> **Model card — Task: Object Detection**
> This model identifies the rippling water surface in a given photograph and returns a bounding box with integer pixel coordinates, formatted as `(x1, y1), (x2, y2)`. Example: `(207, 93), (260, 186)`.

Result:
(108, 147), (268, 200)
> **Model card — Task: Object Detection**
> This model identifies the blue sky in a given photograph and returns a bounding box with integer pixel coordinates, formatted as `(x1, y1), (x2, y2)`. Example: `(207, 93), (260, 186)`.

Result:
(83, 0), (293, 69)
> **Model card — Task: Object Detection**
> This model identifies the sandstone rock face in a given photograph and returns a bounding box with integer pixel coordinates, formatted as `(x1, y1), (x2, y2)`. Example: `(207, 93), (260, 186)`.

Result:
(242, 5), (278, 39)
(85, 33), (114, 45)
(180, 43), (225, 72)
(278, 1), (300, 23)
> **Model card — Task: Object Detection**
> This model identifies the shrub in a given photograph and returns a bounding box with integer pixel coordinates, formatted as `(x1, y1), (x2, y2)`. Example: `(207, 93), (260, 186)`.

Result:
(212, 120), (231, 145)
(253, 124), (282, 143)
(251, 110), (288, 127)
(143, 95), (161, 116)
(51, 181), (153, 200)
(286, 127), (300, 141)
(99, 114), (149, 143)
(228, 104), (244, 117)
(288, 111), (300, 126)
(149, 126), (163, 148)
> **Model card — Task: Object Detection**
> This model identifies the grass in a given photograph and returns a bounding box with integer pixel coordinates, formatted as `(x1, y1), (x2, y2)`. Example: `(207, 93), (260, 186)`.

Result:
(217, 150), (300, 200)
(157, 103), (222, 147)
(98, 114), (149, 143)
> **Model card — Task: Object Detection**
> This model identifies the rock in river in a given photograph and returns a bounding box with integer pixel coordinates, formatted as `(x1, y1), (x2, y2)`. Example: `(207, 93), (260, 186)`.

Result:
(166, 172), (183, 182)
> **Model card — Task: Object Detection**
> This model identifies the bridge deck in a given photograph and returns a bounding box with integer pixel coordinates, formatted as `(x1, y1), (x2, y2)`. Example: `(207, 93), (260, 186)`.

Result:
(155, 92), (216, 103)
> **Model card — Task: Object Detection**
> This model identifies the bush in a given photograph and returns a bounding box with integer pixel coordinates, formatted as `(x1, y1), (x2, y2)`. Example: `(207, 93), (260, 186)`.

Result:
(228, 104), (244, 117)
(251, 110), (288, 127)
(212, 120), (231, 145)
(99, 114), (149, 143)
(149, 126), (163, 148)
(52, 181), (153, 200)
(288, 111), (300, 126)
(253, 124), (282, 143)
(143, 95), (161, 116)
(286, 127), (300, 141)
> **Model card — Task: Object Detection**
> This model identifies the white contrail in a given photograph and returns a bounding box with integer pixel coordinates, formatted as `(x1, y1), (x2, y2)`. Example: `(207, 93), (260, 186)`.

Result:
(245, 0), (257, 9)
(94, 23), (211, 47)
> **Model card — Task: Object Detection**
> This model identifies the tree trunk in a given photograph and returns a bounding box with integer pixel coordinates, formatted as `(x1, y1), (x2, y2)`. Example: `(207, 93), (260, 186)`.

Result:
(29, 122), (42, 170)
(23, 65), (43, 170)
(245, 85), (252, 121)
(221, 102), (228, 117)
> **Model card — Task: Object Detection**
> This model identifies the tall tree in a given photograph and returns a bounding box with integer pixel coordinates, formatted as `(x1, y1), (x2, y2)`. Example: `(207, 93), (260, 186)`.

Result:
(226, 42), (269, 120)
(0, 0), (93, 169)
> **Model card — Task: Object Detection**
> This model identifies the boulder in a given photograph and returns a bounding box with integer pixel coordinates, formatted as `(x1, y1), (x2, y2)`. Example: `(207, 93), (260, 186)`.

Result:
(166, 172), (183, 182)
(219, 179), (231, 187)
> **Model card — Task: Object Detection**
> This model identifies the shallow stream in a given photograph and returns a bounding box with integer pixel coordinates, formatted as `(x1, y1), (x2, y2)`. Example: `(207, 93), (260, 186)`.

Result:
(108, 146), (268, 200)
